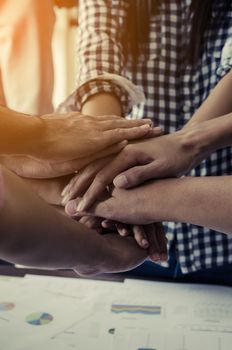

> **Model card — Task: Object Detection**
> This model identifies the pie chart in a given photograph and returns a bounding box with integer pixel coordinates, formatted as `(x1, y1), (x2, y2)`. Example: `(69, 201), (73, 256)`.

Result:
(25, 312), (53, 326)
(0, 302), (15, 311)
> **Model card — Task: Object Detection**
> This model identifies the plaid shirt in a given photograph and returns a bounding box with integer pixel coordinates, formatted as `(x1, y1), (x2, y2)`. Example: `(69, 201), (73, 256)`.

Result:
(68, 0), (232, 274)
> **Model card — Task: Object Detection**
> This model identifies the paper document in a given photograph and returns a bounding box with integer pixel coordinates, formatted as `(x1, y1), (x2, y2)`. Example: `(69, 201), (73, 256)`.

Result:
(0, 274), (231, 350)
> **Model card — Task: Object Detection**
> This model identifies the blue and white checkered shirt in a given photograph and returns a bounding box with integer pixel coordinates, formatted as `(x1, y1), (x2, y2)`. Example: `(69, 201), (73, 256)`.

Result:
(67, 0), (232, 273)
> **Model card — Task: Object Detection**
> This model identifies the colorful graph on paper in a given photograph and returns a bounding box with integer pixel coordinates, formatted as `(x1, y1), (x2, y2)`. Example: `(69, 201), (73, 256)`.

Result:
(111, 304), (161, 315)
(0, 302), (15, 311)
(25, 312), (53, 326)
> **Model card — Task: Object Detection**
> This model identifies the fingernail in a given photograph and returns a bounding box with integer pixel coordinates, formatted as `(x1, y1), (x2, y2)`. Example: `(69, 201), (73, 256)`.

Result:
(65, 200), (76, 215)
(61, 184), (69, 197)
(142, 119), (153, 127)
(121, 229), (128, 236)
(114, 175), (128, 188)
(102, 220), (109, 228)
(140, 124), (151, 129)
(153, 126), (163, 132)
(120, 140), (128, 147)
(142, 239), (149, 248)
(73, 211), (83, 218)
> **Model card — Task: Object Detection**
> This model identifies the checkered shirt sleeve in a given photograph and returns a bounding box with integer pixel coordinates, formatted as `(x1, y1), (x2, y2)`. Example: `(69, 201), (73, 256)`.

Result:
(74, 0), (132, 114)
(62, 0), (232, 274)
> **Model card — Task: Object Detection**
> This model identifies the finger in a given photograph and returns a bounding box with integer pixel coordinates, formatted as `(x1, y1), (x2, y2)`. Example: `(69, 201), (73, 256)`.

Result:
(65, 198), (81, 216)
(53, 140), (127, 181)
(62, 160), (113, 204)
(132, 225), (149, 249)
(86, 139), (128, 161)
(74, 150), (142, 211)
(101, 219), (116, 230)
(95, 115), (152, 125)
(100, 118), (152, 131)
(115, 223), (130, 237)
(101, 124), (152, 147)
(62, 161), (105, 202)
(113, 160), (163, 189)
(145, 224), (161, 262)
(77, 215), (101, 232)
(62, 157), (113, 203)
(144, 126), (164, 139)
(155, 223), (168, 261)
(65, 191), (112, 219)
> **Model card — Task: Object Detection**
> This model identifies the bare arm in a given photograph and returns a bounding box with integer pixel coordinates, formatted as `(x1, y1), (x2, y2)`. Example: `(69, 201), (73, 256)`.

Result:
(81, 93), (122, 117)
(0, 166), (147, 274)
(0, 104), (152, 164)
(0, 105), (43, 156)
(69, 175), (232, 236)
(186, 69), (232, 126)
(64, 112), (232, 212)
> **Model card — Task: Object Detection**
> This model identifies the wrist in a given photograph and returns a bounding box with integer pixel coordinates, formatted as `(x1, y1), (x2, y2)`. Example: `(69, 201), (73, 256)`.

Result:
(23, 116), (46, 157)
(140, 179), (186, 223)
(0, 106), (45, 156)
(178, 125), (213, 165)
(81, 93), (122, 117)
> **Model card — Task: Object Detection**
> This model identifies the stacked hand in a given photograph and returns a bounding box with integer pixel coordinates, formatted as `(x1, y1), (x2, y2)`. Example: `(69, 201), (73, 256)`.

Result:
(62, 157), (168, 262)
(0, 113), (158, 205)
(63, 128), (205, 261)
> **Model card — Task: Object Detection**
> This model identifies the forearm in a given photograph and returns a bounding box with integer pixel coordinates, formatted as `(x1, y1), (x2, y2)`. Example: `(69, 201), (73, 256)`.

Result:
(181, 113), (232, 160)
(81, 93), (122, 117)
(22, 176), (72, 206)
(0, 106), (44, 155)
(0, 167), (107, 270)
(144, 176), (232, 235)
(186, 70), (232, 127)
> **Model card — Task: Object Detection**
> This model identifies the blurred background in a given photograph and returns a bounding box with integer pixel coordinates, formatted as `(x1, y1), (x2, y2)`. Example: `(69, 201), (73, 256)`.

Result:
(0, 0), (78, 114)
(52, 3), (78, 109)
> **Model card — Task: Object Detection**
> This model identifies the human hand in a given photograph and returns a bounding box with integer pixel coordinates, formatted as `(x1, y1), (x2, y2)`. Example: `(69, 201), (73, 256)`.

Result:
(36, 113), (156, 162)
(65, 185), (168, 262)
(73, 233), (148, 276)
(61, 156), (113, 204)
(22, 176), (72, 206)
(101, 221), (168, 262)
(65, 130), (202, 212)
(0, 139), (127, 179)
(66, 182), (165, 223)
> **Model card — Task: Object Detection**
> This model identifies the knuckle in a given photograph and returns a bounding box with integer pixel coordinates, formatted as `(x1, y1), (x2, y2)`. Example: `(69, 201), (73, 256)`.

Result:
(114, 128), (121, 136)
(133, 169), (145, 183)
(95, 173), (107, 187)
(158, 158), (171, 172)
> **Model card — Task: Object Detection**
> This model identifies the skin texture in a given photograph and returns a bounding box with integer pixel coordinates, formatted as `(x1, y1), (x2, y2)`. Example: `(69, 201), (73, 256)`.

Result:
(0, 166), (147, 275)
(0, 102), (155, 271)
(66, 176), (232, 236)
(74, 92), (167, 259)
(64, 70), (232, 247)
(0, 105), (153, 161)
(64, 71), (232, 212)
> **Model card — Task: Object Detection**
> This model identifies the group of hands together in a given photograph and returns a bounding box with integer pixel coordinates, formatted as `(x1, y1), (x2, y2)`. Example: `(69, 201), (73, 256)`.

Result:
(1, 111), (205, 274)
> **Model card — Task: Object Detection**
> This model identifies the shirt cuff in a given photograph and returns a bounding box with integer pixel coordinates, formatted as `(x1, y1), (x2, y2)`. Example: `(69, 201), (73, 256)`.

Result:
(75, 79), (130, 115)
(57, 75), (145, 116)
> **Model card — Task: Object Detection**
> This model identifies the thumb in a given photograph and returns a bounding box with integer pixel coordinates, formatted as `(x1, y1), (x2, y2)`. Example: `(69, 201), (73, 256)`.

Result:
(113, 161), (162, 189)
(65, 196), (113, 220)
